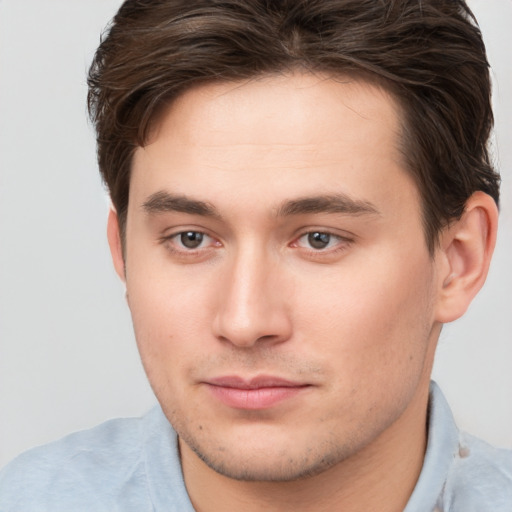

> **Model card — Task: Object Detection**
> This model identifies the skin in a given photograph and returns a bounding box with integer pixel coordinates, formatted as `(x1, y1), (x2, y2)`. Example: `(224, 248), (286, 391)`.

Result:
(108, 73), (498, 511)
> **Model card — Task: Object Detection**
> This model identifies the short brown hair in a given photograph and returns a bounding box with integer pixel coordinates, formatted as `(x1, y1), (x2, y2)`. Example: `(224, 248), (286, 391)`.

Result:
(88, 0), (500, 252)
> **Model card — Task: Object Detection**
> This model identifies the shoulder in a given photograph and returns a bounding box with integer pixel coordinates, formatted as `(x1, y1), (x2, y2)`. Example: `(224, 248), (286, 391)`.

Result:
(0, 409), (159, 511)
(406, 382), (512, 512)
(442, 431), (512, 511)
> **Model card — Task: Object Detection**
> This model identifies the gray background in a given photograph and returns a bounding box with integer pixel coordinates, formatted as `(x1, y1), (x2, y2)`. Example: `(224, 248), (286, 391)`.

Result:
(1, 0), (511, 467)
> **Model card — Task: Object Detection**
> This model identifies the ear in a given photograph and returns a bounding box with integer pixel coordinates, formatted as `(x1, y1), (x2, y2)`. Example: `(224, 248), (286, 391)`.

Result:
(435, 191), (498, 323)
(107, 207), (126, 282)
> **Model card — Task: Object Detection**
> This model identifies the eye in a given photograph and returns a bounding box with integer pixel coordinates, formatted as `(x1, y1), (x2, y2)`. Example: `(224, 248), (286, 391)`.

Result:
(178, 231), (207, 249)
(297, 231), (342, 251)
(306, 232), (332, 249)
(163, 230), (218, 252)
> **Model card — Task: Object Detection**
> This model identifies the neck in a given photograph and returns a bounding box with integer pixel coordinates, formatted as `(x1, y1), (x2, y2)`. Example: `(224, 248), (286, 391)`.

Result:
(180, 383), (430, 512)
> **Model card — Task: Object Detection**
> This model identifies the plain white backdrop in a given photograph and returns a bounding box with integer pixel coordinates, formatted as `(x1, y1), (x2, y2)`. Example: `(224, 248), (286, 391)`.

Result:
(0, 0), (511, 468)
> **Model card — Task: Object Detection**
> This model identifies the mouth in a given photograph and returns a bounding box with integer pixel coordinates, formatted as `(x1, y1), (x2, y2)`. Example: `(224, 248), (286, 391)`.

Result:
(204, 375), (312, 410)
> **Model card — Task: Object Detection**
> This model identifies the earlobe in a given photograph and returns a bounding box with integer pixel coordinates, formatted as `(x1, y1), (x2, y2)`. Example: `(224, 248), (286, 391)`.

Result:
(435, 191), (498, 323)
(107, 206), (126, 282)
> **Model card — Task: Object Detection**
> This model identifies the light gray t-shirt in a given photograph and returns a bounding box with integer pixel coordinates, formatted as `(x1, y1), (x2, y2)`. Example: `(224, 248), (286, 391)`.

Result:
(0, 382), (511, 511)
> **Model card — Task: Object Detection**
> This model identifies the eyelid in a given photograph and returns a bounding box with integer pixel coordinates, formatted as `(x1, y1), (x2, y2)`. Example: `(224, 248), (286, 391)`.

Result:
(291, 226), (354, 244)
(159, 228), (222, 254)
(290, 229), (355, 258)
(296, 232), (341, 249)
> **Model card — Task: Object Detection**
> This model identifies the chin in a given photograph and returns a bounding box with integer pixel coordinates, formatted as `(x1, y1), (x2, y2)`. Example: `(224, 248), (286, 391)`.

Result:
(178, 428), (355, 482)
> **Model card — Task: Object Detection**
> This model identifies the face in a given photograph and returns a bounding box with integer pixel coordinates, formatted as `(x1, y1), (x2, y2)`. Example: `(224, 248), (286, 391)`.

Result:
(115, 73), (442, 481)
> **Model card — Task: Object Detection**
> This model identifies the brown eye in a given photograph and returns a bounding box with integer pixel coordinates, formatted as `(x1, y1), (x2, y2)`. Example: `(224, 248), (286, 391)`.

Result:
(180, 231), (204, 249)
(307, 232), (331, 249)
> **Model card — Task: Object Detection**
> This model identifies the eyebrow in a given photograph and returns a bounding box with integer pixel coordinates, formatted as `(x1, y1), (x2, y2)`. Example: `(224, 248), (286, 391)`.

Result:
(142, 191), (220, 218)
(276, 194), (380, 217)
(142, 191), (380, 219)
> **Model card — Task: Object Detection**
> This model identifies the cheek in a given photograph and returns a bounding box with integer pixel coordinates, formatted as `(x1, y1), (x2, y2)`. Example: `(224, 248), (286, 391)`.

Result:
(125, 264), (216, 387)
(292, 258), (436, 434)
(293, 250), (436, 381)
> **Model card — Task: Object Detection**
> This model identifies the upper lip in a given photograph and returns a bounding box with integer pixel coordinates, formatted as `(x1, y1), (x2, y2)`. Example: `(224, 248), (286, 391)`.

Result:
(206, 375), (309, 389)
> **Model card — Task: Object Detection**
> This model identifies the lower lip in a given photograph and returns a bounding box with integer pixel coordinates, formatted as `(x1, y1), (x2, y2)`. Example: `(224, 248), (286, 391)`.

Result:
(206, 384), (308, 410)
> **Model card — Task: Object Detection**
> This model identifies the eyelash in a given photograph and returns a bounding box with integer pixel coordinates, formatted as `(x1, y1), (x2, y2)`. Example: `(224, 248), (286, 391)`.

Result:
(160, 230), (220, 255)
(159, 229), (353, 258)
(291, 231), (353, 257)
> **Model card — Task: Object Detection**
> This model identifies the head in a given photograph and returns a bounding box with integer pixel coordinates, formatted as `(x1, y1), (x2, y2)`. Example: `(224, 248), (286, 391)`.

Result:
(88, 0), (500, 254)
(88, 0), (499, 483)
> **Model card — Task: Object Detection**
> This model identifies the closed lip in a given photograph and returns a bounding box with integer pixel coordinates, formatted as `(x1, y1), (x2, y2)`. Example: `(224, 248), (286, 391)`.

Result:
(206, 375), (310, 389)
(203, 376), (311, 409)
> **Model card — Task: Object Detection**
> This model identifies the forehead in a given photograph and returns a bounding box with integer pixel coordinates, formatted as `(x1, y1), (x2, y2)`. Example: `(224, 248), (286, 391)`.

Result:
(130, 72), (417, 220)
(145, 72), (402, 155)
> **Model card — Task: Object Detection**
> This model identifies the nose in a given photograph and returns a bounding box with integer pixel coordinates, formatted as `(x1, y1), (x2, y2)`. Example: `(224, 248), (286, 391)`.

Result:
(212, 246), (293, 348)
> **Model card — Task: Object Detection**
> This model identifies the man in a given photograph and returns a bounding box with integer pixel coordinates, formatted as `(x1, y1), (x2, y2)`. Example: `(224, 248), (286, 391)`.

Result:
(0, 0), (510, 510)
